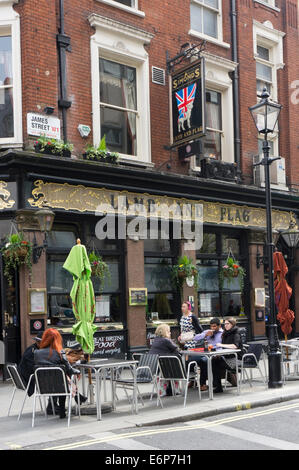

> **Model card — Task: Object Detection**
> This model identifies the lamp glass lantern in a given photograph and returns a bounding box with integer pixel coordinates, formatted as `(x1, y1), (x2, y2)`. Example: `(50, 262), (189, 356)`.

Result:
(281, 223), (299, 249)
(35, 208), (55, 233)
(249, 88), (282, 134)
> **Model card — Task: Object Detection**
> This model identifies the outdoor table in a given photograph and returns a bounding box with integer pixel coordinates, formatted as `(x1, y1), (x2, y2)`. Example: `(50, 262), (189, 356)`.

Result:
(181, 349), (241, 400)
(77, 358), (138, 420)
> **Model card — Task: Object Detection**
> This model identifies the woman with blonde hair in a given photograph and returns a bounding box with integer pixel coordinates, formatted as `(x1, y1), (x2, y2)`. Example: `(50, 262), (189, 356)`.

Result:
(148, 323), (181, 397)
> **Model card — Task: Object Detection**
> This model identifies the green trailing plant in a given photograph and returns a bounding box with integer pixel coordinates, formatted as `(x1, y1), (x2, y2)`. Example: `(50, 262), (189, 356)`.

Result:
(171, 255), (198, 293)
(219, 256), (246, 292)
(1, 233), (33, 286)
(34, 135), (73, 157)
(88, 251), (111, 291)
(83, 135), (119, 163)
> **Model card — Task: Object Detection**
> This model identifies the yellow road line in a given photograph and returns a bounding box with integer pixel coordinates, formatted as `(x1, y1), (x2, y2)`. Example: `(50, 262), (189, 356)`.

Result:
(45, 402), (299, 450)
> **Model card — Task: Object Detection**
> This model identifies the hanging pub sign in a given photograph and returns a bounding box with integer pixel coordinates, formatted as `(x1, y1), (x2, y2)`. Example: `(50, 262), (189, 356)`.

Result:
(171, 58), (205, 147)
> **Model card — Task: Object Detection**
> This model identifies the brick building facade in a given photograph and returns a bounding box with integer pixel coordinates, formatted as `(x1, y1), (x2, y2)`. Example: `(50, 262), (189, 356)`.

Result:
(0, 0), (298, 362)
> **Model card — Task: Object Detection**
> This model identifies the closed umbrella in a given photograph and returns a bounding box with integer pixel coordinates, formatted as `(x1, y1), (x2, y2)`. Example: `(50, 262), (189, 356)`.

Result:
(273, 251), (295, 341)
(63, 239), (97, 401)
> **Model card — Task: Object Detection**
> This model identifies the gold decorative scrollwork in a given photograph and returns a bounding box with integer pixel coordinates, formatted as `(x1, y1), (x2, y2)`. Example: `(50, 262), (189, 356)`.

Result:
(0, 181), (15, 210)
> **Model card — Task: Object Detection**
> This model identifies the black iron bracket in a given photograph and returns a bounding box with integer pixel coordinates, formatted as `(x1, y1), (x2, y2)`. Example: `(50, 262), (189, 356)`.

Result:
(166, 41), (206, 74)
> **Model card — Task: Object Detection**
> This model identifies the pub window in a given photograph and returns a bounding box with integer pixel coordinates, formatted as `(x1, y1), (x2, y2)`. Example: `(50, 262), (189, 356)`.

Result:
(0, 30), (13, 139)
(197, 230), (247, 319)
(144, 228), (177, 321)
(196, 89), (222, 165)
(99, 58), (137, 157)
(190, 0), (220, 40)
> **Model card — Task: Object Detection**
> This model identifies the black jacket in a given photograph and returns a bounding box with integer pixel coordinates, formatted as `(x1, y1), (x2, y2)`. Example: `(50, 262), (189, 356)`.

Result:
(34, 348), (80, 378)
(222, 326), (244, 359)
(17, 343), (39, 396)
(149, 337), (181, 357)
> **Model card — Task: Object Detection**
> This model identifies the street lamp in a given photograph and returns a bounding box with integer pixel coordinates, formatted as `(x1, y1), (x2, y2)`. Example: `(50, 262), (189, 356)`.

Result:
(32, 207), (55, 264)
(249, 87), (283, 389)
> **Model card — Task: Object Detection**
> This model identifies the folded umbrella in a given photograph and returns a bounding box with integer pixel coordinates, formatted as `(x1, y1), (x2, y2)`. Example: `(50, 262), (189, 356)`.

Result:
(273, 251), (295, 338)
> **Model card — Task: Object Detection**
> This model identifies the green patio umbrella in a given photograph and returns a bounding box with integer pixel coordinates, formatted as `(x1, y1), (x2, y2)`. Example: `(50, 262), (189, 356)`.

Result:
(63, 239), (97, 355)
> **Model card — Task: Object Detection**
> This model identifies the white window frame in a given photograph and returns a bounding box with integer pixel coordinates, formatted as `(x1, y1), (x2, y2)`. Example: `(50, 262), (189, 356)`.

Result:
(253, 0), (280, 13)
(256, 44), (274, 98)
(189, 0), (230, 49)
(191, 52), (237, 171)
(89, 14), (154, 165)
(253, 21), (285, 165)
(0, 0), (22, 148)
(95, 0), (145, 18)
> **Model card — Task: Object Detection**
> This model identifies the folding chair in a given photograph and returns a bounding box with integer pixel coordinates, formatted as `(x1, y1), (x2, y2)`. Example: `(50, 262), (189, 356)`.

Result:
(32, 367), (80, 427)
(6, 363), (40, 420)
(158, 356), (201, 408)
(225, 343), (266, 390)
(114, 354), (161, 409)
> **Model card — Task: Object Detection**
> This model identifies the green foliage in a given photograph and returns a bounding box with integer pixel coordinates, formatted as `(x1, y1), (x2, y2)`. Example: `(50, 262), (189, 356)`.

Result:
(34, 135), (73, 156)
(171, 255), (198, 294)
(1, 233), (33, 286)
(88, 251), (111, 292)
(84, 135), (119, 163)
(219, 256), (246, 291)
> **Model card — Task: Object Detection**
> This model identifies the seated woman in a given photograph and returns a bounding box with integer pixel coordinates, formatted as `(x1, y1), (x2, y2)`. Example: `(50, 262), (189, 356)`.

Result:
(34, 328), (84, 418)
(149, 323), (181, 396)
(149, 324), (181, 357)
(212, 317), (244, 393)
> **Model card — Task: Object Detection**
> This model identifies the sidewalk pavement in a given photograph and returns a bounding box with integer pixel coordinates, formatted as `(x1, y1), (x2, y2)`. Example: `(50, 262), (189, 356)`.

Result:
(1, 368), (299, 449)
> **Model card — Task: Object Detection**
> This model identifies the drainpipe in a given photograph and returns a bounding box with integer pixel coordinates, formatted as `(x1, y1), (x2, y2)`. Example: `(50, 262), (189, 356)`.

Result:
(57, 0), (72, 142)
(231, 0), (241, 183)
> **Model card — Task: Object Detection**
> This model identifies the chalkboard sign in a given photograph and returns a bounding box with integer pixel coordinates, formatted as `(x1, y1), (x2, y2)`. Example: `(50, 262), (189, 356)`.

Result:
(62, 331), (127, 358)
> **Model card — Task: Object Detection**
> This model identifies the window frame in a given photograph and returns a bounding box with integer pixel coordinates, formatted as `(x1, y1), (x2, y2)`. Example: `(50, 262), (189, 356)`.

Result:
(89, 14), (153, 165)
(189, 0), (230, 49)
(0, 2), (22, 148)
(94, 0), (145, 18)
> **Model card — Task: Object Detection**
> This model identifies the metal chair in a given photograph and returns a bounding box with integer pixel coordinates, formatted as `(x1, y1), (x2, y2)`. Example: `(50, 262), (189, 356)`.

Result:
(158, 356), (201, 407)
(225, 343), (266, 390)
(32, 367), (80, 427)
(114, 353), (161, 409)
(6, 363), (40, 420)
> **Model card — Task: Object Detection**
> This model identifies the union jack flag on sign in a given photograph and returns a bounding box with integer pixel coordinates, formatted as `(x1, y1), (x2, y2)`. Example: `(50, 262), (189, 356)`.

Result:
(175, 83), (197, 119)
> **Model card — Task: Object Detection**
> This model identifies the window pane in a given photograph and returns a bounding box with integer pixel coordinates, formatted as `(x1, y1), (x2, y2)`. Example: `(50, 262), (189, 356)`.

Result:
(204, 0), (218, 8)
(222, 292), (242, 316)
(47, 260), (74, 294)
(256, 62), (272, 81)
(256, 79), (271, 95)
(197, 232), (217, 254)
(222, 236), (240, 256)
(0, 35), (13, 139)
(100, 58), (136, 110)
(190, 4), (203, 32)
(258, 139), (274, 156)
(197, 264), (219, 291)
(115, 0), (134, 6)
(0, 36), (12, 83)
(147, 293), (175, 320)
(203, 8), (218, 38)
(206, 90), (221, 129)
(257, 45), (270, 61)
(47, 231), (77, 248)
(203, 130), (221, 159)
(94, 294), (121, 323)
(145, 258), (173, 292)
(198, 292), (220, 317)
(100, 106), (137, 156)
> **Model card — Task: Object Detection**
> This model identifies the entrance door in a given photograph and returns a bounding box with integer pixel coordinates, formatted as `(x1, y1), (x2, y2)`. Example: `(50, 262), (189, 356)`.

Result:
(0, 254), (21, 378)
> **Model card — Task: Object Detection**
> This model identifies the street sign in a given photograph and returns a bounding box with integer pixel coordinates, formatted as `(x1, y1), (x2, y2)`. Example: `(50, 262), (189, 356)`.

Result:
(27, 113), (61, 139)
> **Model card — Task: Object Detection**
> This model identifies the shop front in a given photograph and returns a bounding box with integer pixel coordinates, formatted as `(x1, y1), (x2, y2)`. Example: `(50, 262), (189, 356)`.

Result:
(0, 151), (298, 364)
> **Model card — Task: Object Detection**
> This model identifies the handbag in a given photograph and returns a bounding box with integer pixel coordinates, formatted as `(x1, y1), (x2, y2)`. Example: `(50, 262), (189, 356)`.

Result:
(181, 331), (195, 343)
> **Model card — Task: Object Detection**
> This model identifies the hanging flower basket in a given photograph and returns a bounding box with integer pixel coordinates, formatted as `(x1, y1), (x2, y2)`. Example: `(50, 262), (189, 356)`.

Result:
(220, 256), (245, 291)
(1, 233), (33, 286)
(88, 250), (111, 292)
(171, 255), (198, 294)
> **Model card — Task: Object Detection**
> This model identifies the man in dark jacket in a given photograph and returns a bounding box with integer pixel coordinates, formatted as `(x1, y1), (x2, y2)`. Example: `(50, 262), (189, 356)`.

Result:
(17, 332), (43, 397)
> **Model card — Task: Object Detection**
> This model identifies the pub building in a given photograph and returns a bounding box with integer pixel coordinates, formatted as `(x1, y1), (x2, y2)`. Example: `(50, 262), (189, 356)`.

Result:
(0, 152), (298, 365)
(0, 0), (298, 368)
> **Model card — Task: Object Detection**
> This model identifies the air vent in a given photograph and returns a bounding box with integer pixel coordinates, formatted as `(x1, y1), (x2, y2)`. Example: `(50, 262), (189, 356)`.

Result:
(152, 66), (165, 85)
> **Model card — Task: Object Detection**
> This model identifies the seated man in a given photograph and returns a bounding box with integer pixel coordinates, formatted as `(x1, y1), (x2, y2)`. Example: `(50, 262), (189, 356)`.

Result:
(190, 317), (224, 391)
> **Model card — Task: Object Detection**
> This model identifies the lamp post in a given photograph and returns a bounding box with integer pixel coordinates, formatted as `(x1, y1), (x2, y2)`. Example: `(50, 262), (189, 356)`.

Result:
(249, 88), (283, 388)
(32, 207), (55, 264)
